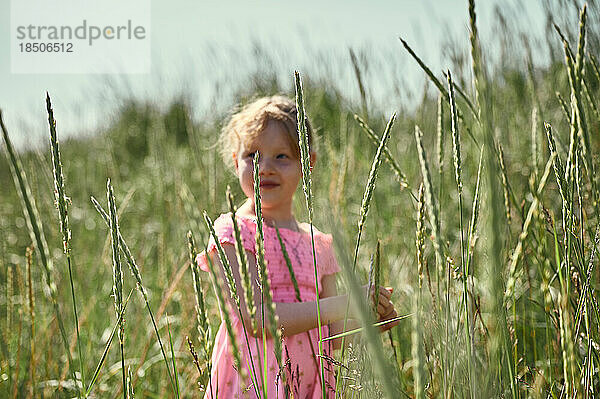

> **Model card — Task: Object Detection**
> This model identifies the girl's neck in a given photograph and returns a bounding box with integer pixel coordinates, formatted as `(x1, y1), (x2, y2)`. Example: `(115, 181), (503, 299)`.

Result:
(237, 199), (300, 232)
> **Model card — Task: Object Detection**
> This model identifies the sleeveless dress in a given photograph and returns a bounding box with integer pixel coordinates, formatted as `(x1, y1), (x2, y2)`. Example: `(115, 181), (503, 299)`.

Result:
(196, 213), (341, 399)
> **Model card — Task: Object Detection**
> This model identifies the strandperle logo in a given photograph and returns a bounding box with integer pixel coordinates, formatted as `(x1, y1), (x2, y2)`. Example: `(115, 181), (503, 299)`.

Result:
(15, 20), (147, 46)
(11, 0), (150, 74)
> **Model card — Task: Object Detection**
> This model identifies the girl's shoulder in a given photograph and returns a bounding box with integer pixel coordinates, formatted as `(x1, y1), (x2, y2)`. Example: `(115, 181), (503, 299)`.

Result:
(196, 212), (257, 273)
(297, 222), (334, 246)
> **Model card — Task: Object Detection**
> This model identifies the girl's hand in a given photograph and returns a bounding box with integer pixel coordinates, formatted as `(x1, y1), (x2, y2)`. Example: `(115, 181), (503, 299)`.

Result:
(377, 306), (399, 332)
(362, 285), (398, 330)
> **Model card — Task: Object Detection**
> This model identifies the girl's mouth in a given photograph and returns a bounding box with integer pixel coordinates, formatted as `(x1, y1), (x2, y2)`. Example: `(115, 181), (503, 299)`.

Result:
(260, 182), (279, 189)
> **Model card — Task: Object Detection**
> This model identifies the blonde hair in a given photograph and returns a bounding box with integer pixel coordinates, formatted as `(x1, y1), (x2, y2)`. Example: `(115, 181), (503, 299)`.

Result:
(219, 95), (314, 171)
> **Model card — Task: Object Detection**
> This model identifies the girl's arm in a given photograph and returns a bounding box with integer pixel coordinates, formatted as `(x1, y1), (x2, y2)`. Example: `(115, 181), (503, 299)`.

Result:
(320, 273), (359, 350)
(210, 244), (395, 338)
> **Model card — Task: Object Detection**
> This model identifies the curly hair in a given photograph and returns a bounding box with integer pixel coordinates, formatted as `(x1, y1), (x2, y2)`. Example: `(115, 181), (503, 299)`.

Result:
(219, 95), (314, 171)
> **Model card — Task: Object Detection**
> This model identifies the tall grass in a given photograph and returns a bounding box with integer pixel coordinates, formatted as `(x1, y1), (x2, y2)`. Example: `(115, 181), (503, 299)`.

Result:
(46, 93), (85, 396)
(294, 71), (327, 398)
(2, 1), (600, 397)
(90, 195), (177, 396)
(1, 108), (78, 397)
(106, 178), (127, 398)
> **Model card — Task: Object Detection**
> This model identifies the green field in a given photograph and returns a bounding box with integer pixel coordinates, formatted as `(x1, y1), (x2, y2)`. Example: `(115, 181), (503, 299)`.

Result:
(2, 1), (600, 397)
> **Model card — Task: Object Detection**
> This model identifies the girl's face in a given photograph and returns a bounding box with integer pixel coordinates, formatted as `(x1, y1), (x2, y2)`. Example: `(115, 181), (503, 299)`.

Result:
(233, 120), (314, 217)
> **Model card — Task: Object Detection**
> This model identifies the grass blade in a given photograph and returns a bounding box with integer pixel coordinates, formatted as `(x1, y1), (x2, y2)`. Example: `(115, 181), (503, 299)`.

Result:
(85, 289), (133, 397)
(186, 231), (211, 358)
(251, 152), (285, 396)
(294, 70), (325, 398)
(1, 109), (78, 396)
(333, 231), (399, 399)
(322, 314), (411, 341)
(106, 179), (127, 399)
(46, 93), (85, 395)
(337, 111), (395, 389)
(354, 114), (410, 191)
(203, 238), (244, 385)
(166, 314), (180, 397)
(90, 196), (177, 395)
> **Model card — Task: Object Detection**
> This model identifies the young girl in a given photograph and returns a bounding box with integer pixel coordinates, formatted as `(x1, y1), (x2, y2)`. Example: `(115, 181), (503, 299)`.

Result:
(196, 96), (398, 398)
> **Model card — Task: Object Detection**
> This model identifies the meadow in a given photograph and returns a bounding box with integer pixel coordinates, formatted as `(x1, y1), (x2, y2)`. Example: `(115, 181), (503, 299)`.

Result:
(2, 1), (600, 397)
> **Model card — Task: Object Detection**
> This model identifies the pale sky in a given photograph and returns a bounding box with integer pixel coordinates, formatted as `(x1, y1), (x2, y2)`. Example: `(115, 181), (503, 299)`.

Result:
(0, 0), (548, 148)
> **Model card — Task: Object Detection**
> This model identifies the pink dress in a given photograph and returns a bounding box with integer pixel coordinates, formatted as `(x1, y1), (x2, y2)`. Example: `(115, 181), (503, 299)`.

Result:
(196, 213), (341, 399)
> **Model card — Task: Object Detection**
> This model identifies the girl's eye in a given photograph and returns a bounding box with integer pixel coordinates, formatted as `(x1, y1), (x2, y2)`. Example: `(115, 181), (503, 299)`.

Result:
(277, 154), (288, 159)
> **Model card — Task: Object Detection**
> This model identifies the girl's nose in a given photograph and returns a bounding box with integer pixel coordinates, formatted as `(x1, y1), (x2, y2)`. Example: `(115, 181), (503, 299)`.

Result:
(258, 156), (274, 174)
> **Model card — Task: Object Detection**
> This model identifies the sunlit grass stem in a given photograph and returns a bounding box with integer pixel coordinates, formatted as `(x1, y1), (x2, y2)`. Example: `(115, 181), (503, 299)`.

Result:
(186, 231), (214, 399)
(46, 93), (85, 395)
(294, 70), (325, 398)
(90, 196), (178, 396)
(354, 114), (410, 191)
(106, 179), (127, 399)
(414, 124), (447, 395)
(337, 112), (395, 392)
(1, 109), (78, 396)
(26, 245), (36, 398)
(273, 224), (323, 387)
(203, 211), (260, 397)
